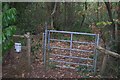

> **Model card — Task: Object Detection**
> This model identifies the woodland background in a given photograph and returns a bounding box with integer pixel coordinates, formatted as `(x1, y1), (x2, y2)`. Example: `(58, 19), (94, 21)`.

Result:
(1, 2), (120, 78)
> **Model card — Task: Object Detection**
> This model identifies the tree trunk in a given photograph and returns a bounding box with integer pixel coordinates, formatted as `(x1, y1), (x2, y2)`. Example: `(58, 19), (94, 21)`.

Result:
(64, 2), (67, 30)
(53, 2), (60, 30)
(46, 2), (54, 22)
(97, 2), (99, 22)
(104, 2), (116, 40)
(80, 2), (87, 27)
(64, 2), (74, 31)
(117, 2), (120, 54)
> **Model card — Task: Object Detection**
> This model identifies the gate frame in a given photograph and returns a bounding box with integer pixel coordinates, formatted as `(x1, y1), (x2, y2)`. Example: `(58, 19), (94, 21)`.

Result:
(43, 25), (99, 73)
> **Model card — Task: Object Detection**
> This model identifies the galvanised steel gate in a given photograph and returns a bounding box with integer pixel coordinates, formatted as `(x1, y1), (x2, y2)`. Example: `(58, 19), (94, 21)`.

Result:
(43, 29), (99, 72)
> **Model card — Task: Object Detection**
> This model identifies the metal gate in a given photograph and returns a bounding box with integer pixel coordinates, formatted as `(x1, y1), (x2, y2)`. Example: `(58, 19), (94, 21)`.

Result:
(43, 29), (99, 72)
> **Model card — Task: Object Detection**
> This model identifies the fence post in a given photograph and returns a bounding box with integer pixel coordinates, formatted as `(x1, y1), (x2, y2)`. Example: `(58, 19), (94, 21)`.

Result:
(42, 33), (47, 71)
(42, 33), (45, 63)
(94, 34), (99, 73)
(47, 31), (50, 67)
(100, 53), (108, 76)
(44, 22), (48, 70)
(27, 32), (31, 68)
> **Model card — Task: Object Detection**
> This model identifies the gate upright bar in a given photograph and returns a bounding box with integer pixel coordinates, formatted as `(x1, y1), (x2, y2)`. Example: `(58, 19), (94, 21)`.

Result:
(70, 33), (73, 56)
(93, 34), (100, 72)
(47, 31), (51, 66)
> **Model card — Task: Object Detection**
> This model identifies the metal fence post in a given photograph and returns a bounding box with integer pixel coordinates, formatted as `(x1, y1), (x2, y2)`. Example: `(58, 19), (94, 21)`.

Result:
(70, 33), (73, 56)
(44, 22), (48, 70)
(44, 33), (47, 70)
(47, 31), (50, 66)
(94, 34), (99, 73)
(42, 33), (45, 63)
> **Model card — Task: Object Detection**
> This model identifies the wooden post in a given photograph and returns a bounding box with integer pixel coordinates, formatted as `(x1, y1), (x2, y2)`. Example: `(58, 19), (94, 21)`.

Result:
(96, 46), (120, 76)
(42, 33), (45, 63)
(100, 53), (108, 76)
(13, 33), (31, 69)
(26, 32), (31, 68)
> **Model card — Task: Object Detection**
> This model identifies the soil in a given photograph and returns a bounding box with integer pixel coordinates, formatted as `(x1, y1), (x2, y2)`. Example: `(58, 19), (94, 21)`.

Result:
(2, 35), (101, 78)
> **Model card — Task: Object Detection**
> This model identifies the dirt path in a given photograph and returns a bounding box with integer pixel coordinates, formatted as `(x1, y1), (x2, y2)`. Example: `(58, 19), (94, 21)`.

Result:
(2, 48), (98, 78)
(2, 35), (101, 78)
(2, 55), (94, 78)
(26, 62), (81, 78)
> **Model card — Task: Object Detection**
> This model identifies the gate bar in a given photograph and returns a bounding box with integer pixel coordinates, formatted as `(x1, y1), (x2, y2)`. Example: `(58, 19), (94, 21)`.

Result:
(49, 59), (93, 67)
(49, 30), (96, 36)
(50, 46), (94, 53)
(50, 39), (95, 45)
(55, 65), (94, 71)
(50, 54), (94, 60)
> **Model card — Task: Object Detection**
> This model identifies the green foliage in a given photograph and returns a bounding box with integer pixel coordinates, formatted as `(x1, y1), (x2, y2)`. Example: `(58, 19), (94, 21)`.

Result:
(76, 65), (89, 73)
(76, 65), (93, 77)
(3, 8), (17, 28)
(2, 4), (17, 54)
(48, 63), (56, 69)
(63, 37), (70, 40)
(31, 37), (41, 62)
(96, 21), (113, 47)
(52, 33), (64, 39)
(89, 54), (94, 59)
(96, 21), (112, 26)
(76, 65), (86, 71)
(31, 43), (41, 54)
(15, 3), (46, 34)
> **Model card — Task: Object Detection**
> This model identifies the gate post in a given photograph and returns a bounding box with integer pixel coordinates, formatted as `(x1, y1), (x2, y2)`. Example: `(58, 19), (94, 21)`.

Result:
(43, 22), (48, 70)
(94, 34), (99, 73)
(47, 31), (50, 67)
(100, 53), (108, 76)
(26, 32), (31, 69)
(42, 33), (45, 63)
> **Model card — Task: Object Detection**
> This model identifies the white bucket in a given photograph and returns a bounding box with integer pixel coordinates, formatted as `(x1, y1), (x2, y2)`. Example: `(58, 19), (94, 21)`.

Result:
(15, 43), (21, 53)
